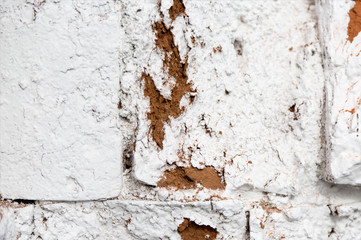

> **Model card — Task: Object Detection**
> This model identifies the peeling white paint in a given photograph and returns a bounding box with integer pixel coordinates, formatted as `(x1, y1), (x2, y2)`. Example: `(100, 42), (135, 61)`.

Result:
(0, 0), (361, 239)
(0, 200), (246, 240)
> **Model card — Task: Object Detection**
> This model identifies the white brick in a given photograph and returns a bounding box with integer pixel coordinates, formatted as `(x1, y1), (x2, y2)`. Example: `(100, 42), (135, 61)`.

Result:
(0, 0), (122, 200)
(0, 203), (35, 240)
(250, 204), (332, 239)
(317, 0), (361, 185)
(329, 202), (361, 239)
(1, 0), (361, 238)
(0, 200), (246, 239)
(122, 0), (325, 197)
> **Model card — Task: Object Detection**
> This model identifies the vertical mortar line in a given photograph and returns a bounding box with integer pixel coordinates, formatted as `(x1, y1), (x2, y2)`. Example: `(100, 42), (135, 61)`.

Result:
(314, 0), (330, 181)
(118, 0), (124, 193)
(245, 210), (250, 240)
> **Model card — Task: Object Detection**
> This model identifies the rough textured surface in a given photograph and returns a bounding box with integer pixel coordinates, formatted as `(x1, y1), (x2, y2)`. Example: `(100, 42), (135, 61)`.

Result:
(348, 0), (361, 43)
(177, 218), (218, 240)
(157, 166), (225, 190)
(0, 200), (246, 240)
(250, 204), (333, 239)
(328, 202), (361, 239)
(127, 0), (325, 198)
(0, 202), (35, 240)
(317, 0), (361, 185)
(1, 0), (361, 239)
(0, 0), (123, 200)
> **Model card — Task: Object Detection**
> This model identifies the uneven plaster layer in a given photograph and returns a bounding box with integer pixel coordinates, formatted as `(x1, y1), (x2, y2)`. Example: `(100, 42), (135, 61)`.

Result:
(317, 0), (361, 185)
(2, 199), (361, 240)
(250, 202), (361, 239)
(0, 200), (246, 240)
(0, 0), (123, 200)
(1, 0), (361, 239)
(124, 0), (325, 198)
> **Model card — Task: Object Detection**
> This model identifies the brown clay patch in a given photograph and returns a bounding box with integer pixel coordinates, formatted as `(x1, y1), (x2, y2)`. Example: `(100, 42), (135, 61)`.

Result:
(177, 218), (218, 240)
(348, 0), (361, 43)
(169, 0), (186, 21)
(142, 3), (194, 149)
(157, 166), (225, 190)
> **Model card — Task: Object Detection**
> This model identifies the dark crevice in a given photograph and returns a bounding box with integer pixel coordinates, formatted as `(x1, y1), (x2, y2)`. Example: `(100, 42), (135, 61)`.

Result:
(10, 199), (36, 205)
(233, 39), (243, 56)
(328, 227), (336, 237)
(245, 210), (250, 240)
(123, 141), (134, 170)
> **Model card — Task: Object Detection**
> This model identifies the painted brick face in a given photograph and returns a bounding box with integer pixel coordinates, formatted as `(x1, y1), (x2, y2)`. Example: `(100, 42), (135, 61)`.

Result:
(1, 0), (361, 239)
(129, 0), (324, 199)
(0, 0), (123, 200)
(317, 0), (361, 185)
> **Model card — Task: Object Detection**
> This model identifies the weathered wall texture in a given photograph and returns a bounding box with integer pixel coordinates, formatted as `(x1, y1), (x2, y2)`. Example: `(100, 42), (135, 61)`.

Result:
(0, 0), (360, 239)
(0, 0), (122, 200)
(318, 0), (361, 185)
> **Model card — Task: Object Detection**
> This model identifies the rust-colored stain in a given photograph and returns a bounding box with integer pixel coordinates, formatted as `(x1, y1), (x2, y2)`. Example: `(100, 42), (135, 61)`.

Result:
(339, 98), (360, 114)
(157, 166), (225, 190)
(253, 201), (282, 230)
(125, 219), (131, 227)
(348, 0), (361, 43)
(259, 201), (282, 215)
(288, 104), (296, 113)
(345, 108), (356, 114)
(259, 220), (265, 229)
(177, 218), (218, 240)
(142, 0), (194, 149)
(288, 104), (299, 120)
(212, 45), (222, 53)
(169, 0), (186, 21)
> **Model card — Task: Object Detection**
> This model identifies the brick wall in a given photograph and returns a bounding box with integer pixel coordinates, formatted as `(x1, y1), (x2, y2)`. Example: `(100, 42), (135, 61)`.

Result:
(1, 0), (360, 239)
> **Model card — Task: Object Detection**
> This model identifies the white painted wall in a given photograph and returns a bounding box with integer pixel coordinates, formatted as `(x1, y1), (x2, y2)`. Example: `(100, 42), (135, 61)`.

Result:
(1, 0), (360, 239)
(0, 0), (122, 200)
(318, 0), (361, 185)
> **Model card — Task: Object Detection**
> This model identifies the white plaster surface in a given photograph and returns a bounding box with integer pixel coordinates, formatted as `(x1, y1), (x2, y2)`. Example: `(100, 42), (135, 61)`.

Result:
(0, 200), (246, 240)
(249, 201), (361, 239)
(0, 203), (35, 240)
(125, 0), (325, 198)
(250, 204), (333, 239)
(0, 0), (361, 239)
(317, 0), (361, 185)
(328, 202), (361, 239)
(0, 0), (123, 200)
